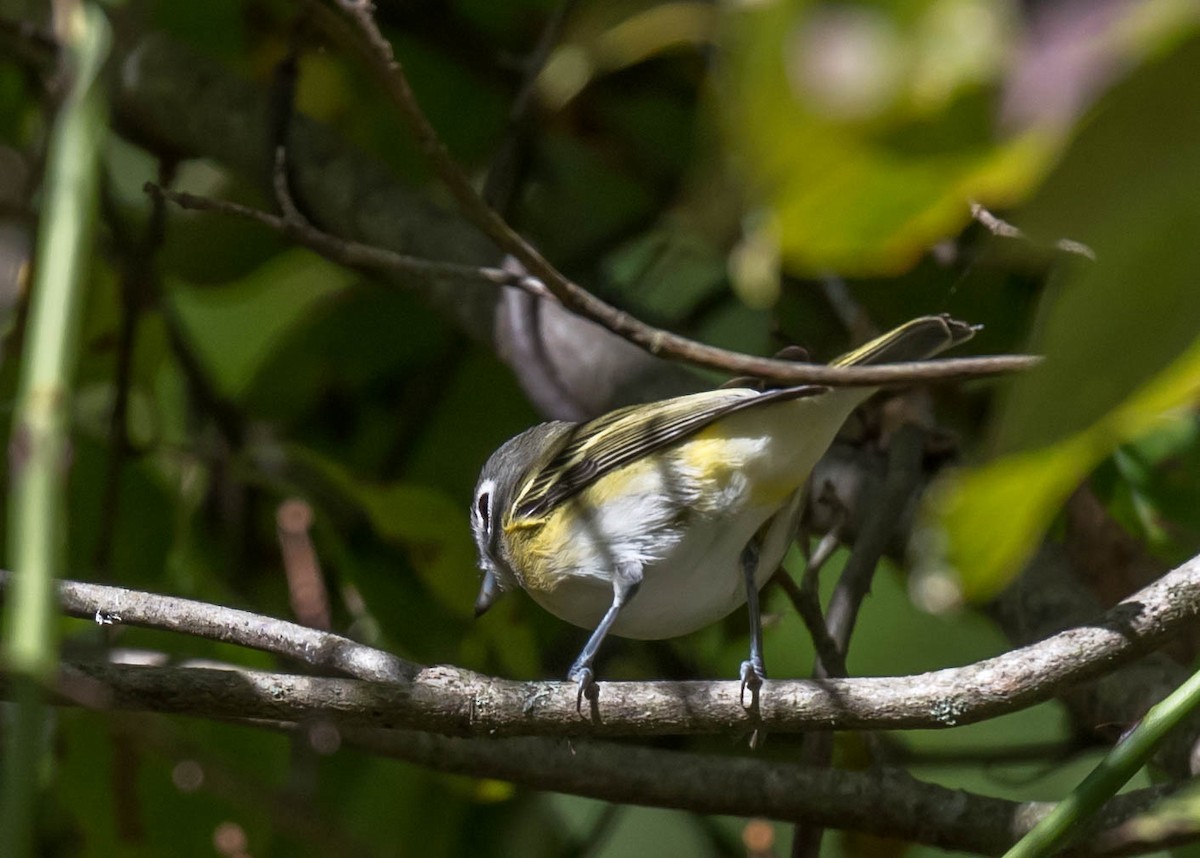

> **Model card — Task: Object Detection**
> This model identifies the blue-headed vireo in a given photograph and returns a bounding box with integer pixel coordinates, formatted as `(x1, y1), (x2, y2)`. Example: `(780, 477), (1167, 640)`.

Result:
(471, 315), (977, 706)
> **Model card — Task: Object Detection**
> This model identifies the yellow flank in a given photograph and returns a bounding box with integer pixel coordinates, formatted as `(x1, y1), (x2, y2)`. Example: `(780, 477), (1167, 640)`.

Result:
(578, 456), (658, 508)
(505, 458), (660, 593)
(504, 510), (567, 593)
(681, 424), (797, 508)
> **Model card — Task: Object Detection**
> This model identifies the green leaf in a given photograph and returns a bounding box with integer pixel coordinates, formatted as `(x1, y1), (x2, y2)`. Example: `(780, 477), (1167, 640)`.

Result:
(994, 43), (1200, 452)
(283, 445), (478, 619)
(718, 0), (1057, 276)
(922, 338), (1200, 601)
(165, 250), (354, 401)
(917, 35), (1200, 599)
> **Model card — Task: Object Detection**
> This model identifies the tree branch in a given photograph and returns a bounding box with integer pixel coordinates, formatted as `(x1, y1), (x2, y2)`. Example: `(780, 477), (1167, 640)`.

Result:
(333, 726), (1177, 857)
(5, 549), (1198, 737)
(4, 674), (1185, 856)
(6, 572), (416, 684)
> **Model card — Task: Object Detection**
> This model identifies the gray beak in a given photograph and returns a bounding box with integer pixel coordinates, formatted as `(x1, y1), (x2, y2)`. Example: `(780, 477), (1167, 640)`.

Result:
(474, 569), (500, 618)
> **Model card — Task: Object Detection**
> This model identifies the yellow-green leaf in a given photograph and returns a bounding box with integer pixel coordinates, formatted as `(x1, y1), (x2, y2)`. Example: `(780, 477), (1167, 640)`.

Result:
(718, 0), (1057, 276)
(922, 337), (1200, 601)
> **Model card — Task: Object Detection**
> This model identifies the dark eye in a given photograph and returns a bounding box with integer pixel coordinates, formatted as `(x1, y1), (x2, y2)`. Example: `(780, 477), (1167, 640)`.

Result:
(476, 492), (490, 530)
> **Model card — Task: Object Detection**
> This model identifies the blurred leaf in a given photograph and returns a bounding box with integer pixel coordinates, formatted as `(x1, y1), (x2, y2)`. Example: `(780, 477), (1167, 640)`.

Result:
(387, 32), (508, 170)
(283, 445), (478, 619)
(538, 2), (716, 109)
(1100, 777), (1200, 852)
(718, 0), (1058, 276)
(148, 0), (246, 61)
(917, 35), (1200, 599)
(166, 250), (355, 400)
(728, 213), (782, 309)
(520, 133), (657, 262)
(591, 84), (700, 183)
(351, 481), (479, 618)
(604, 226), (727, 321)
(548, 795), (718, 858)
(995, 39), (1200, 451)
(242, 282), (454, 468)
(1113, 416), (1200, 557)
(922, 337), (1200, 600)
(694, 301), (771, 358)
(404, 352), (541, 501)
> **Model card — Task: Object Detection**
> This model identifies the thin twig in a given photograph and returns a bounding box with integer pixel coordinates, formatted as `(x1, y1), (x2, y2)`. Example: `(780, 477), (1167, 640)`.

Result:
(93, 160), (173, 578)
(273, 145), (308, 225)
(338, 726), (1182, 856)
(970, 201), (1096, 261)
(817, 275), (874, 341)
(773, 570), (845, 679)
(806, 525), (843, 577)
(794, 491), (848, 658)
(328, 0), (1040, 387)
(482, 0), (594, 421)
(146, 184), (550, 299)
(772, 512), (847, 680)
(268, 30), (309, 224)
(823, 426), (926, 658)
(277, 499), (331, 631)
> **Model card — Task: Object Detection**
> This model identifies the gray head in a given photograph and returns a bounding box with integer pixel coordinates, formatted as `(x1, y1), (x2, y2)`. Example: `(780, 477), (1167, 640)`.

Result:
(471, 421), (571, 617)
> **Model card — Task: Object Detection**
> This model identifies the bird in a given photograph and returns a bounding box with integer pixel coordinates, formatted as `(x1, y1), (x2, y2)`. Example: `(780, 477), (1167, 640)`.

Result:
(470, 315), (977, 707)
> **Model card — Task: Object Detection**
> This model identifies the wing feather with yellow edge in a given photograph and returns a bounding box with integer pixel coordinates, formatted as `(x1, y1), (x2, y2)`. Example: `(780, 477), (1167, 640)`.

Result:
(511, 385), (827, 521)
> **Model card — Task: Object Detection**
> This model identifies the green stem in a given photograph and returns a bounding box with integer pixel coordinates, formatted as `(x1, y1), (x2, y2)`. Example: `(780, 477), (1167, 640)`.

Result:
(1, 4), (110, 855)
(1004, 666), (1200, 857)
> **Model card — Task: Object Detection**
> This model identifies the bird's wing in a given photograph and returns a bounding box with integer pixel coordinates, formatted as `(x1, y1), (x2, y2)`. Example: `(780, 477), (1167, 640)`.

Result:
(508, 315), (978, 522)
(511, 384), (827, 520)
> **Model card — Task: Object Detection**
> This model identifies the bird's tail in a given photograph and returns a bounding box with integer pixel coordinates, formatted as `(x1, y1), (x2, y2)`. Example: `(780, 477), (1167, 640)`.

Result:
(800, 313), (980, 433)
(830, 315), (979, 367)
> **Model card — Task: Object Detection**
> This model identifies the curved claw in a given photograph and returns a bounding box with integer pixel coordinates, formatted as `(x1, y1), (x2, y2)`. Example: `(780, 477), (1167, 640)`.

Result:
(569, 666), (598, 714)
(739, 658), (766, 710)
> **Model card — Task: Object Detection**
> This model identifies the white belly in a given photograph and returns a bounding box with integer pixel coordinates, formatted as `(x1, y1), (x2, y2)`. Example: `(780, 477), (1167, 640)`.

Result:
(527, 491), (802, 640)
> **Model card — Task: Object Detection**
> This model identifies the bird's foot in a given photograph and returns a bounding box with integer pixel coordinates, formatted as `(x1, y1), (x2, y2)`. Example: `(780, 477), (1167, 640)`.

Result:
(739, 657), (766, 710)
(568, 665), (599, 715)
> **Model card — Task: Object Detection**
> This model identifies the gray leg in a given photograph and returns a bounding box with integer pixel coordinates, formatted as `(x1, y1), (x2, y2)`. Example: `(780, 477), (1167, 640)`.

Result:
(567, 562), (643, 712)
(739, 543), (766, 709)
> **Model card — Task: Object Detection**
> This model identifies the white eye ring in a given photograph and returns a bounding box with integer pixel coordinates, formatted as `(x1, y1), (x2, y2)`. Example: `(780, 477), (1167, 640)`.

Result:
(474, 480), (496, 530)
